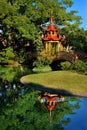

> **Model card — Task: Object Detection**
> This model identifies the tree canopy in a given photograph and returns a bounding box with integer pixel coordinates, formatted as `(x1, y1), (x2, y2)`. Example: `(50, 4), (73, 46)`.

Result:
(0, 0), (87, 65)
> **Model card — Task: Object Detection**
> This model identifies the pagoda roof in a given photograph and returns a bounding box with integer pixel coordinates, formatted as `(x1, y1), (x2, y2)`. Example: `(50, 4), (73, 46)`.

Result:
(43, 35), (59, 41)
(48, 24), (56, 31)
(44, 24), (59, 32)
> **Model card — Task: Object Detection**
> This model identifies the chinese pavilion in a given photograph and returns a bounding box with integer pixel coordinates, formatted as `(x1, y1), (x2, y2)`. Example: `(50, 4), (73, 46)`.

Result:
(40, 13), (65, 55)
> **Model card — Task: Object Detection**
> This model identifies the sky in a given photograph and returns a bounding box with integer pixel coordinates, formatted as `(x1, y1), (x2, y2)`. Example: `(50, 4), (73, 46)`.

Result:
(71, 0), (87, 30)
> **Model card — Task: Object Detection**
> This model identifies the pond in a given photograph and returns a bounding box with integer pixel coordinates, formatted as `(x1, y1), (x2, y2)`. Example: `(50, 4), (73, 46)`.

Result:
(0, 65), (87, 130)
(63, 97), (87, 130)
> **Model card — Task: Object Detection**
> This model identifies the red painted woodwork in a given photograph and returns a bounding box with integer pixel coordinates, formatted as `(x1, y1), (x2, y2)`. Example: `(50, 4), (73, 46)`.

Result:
(43, 35), (59, 41)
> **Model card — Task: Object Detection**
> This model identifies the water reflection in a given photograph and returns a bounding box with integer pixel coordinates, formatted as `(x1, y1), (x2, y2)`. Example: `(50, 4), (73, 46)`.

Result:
(0, 87), (81, 130)
(0, 65), (32, 107)
(64, 97), (87, 130)
(38, 92), (65, 118)
(0, 65), (87, 130)
(0, 79), (26, 107)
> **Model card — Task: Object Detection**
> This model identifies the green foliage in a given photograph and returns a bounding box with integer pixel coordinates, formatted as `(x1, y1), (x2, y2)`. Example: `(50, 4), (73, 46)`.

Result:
(61, 61), (72, 70)
(0, 65), (32, 82)
(0, 0), (87, 67)
(33, 52), (53, 68)
(63, 28), (87, 52)
(0, 90), (37, 130)
(15, 49), (26, 64)
(0, 47), (15, 64)
(0, 0), (82, 44)
(5, 47), (15, 59)
(74, 60), (87, 73)
(61, 60), (87, 74)
(0, 90), (80, 130)
(33, 65), (51, 73)
(0, 65), (21, 82)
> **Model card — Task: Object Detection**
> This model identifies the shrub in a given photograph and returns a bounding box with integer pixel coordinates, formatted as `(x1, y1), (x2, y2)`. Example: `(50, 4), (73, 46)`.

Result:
(61, 61), (72, 70)
(74, 60), (87, 72)
(33, 51), (53, 68)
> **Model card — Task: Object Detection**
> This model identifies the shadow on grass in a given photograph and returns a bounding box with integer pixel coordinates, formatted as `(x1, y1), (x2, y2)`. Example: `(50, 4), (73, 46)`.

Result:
(20, 77), (87, 97)
(20, 79), (75, 96)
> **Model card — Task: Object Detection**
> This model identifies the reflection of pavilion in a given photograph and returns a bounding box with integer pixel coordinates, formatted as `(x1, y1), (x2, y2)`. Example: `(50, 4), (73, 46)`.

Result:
(38, 92), (64, 117)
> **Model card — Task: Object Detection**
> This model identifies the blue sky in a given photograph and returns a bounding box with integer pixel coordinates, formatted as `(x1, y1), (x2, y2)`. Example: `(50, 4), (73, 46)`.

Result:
(71, 0), (87, 30)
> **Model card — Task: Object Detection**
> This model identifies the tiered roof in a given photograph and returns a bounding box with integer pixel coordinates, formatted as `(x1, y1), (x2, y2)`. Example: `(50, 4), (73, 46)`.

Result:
(43, 35), (59, 41)
(41, 12), (65, 42)
(46, 24), (58, 31)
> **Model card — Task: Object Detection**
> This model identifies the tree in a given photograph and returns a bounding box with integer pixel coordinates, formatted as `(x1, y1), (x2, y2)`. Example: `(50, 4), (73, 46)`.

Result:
(0, 47), (15, 64)
(0, 0), (85, 66)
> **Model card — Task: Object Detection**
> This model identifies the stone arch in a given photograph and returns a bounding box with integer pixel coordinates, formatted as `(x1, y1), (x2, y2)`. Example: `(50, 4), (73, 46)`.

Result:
(50, 52), (75, 70)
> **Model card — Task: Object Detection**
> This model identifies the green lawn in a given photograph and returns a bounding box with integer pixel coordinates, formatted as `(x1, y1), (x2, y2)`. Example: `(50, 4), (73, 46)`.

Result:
(21, 71), (87, 97)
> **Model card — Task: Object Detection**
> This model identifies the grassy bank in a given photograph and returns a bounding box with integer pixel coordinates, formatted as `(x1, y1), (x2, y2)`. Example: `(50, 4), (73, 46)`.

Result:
(21, 71), (87, 97)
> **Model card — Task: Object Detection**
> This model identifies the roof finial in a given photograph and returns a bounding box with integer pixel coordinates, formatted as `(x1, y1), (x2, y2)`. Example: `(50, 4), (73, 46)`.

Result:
(50, 11), (54, 24)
